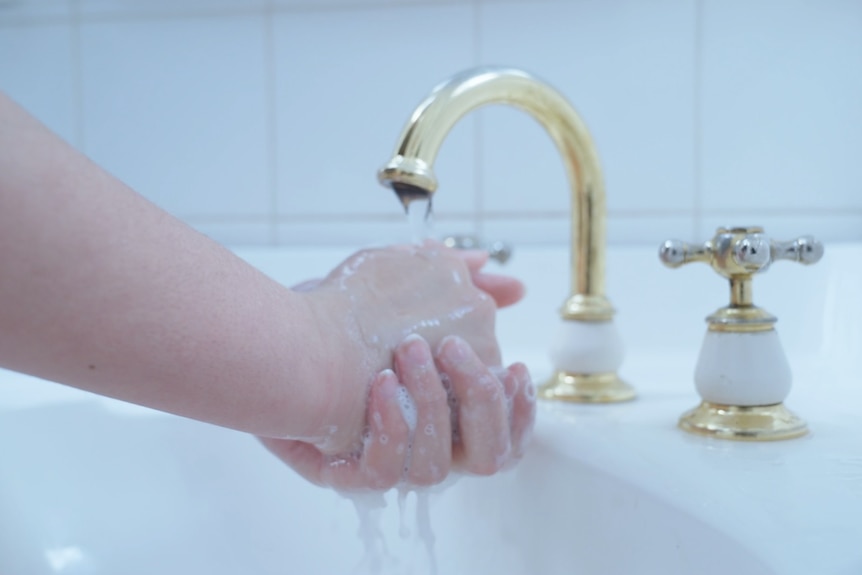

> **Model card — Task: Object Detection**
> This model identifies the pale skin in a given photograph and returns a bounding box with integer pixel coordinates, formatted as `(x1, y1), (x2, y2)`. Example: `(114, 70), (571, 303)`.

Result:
(0, 92), (536, 490)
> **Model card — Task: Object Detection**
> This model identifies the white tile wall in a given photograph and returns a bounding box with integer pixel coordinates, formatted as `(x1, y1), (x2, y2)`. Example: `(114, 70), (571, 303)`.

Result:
(272, 4), (477, 226)
(0, 21), (77, 144)
(79, 13), (272, 228)
(0, 0), (70, 24)
(1, 0), (860, 249)
(477, 0), (697, 216)
(701, 0), (862, 212)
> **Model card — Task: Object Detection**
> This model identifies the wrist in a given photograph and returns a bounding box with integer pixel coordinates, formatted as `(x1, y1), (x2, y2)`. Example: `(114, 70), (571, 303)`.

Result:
(294, 288), (373, 453)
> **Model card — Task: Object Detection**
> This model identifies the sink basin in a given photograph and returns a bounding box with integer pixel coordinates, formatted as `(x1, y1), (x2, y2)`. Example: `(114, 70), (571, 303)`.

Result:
(1, 243), (860, 574)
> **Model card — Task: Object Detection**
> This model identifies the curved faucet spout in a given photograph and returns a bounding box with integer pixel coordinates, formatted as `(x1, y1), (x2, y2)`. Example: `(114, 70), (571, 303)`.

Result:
(378, 66), (612, 322)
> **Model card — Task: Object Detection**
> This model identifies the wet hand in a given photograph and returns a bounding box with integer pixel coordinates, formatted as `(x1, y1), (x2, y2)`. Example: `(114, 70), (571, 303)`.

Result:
(260, 334), (536, 490)
(291, 241), (526, 456)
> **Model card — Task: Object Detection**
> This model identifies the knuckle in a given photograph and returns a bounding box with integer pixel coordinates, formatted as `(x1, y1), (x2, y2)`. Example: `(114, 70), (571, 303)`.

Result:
(470, 376), (501, 403)
(414, 381), (448, 408)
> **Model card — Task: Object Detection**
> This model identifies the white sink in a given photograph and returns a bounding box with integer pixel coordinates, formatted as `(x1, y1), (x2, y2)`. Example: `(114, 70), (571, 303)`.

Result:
(1, 243), (860, 574)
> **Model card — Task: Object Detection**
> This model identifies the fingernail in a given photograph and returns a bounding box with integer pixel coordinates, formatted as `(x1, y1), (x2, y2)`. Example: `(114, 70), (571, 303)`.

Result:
(402, 333), (431, 365)
(439, 335), (470, 365)
(378, 369), (399, 399)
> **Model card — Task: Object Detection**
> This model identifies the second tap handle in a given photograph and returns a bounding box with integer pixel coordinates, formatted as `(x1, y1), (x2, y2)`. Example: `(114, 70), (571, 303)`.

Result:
(770, 235), (824, 266)
(659, 239), (711, 268)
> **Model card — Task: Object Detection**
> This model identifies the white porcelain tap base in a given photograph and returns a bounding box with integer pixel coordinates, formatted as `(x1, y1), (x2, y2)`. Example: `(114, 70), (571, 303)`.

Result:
(549, 319), (624, 375)
(694, 329), (792, 406)
(540, 318), (636, 403)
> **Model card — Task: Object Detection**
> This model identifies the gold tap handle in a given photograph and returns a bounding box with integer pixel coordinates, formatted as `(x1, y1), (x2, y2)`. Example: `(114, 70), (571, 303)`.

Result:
(658, 227), (824, 332)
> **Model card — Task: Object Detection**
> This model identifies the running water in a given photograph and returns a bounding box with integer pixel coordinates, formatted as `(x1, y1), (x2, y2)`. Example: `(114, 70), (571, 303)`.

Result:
(339, 197), (442, 575)
(405, 198), (433, 245)
(347, 481), (454, 575)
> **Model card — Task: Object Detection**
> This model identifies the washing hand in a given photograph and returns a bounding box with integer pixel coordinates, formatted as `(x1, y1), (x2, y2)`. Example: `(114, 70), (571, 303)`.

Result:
(260, 241), (536, 490)
(0, 95), (535, 492)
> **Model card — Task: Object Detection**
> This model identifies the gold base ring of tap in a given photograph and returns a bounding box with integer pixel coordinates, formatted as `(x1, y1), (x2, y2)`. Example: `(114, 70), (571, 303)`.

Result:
(539, 371), (636, 403)
(678, 401), (808, 441)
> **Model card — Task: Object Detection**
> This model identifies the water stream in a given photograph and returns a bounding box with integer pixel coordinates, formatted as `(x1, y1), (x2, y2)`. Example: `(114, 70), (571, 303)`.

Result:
(343, 195), (442, 575)
(405, 198), (433, 245)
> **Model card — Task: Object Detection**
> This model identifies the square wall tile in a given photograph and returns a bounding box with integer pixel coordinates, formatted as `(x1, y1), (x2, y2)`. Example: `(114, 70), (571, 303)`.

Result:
(80, 14), (270, 219)
(273, 4), (477, 219)
(0, 23), (77, 145)
(0, 0), (71, 24)
(478, 0), (697, 215)
(701, 0), (862, 211)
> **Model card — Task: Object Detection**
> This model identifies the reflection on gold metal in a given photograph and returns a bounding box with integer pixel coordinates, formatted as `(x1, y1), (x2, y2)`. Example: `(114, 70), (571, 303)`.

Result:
(706, 306), (776, 332)
(378, 66), (613, 323)
(539, 371), (636, 403)
(679, 401), (808, 441)
(560, 294), (616, 323)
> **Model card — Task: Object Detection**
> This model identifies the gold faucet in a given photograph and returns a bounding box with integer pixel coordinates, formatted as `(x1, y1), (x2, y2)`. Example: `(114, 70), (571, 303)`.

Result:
(378, 66), (635, 403)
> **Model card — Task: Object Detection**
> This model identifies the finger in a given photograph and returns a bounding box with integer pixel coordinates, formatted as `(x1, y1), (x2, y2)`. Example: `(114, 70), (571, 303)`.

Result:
(262, 371), (412, 491)
(361, 369), (412, 490)
(452, 249), (490, 273)
(394, 335), (452, 486)
(436, 336), (510, 476)
(470, 272), (525, 308)
(503, 362), (536, 461)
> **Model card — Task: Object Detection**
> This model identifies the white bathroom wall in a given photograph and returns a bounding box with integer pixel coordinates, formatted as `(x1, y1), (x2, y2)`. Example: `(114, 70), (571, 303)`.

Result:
(1, 0), (860, 249)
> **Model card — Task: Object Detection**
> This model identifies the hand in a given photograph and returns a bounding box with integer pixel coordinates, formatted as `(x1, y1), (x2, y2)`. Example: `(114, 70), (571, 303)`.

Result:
(260, 333), (536, 490)
(285, 241), (526, 457)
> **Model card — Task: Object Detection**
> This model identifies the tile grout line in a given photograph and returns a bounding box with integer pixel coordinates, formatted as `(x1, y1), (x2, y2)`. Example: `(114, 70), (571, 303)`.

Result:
(42, 0), (469, 26)
(472, 0), (485, 241)
(263, 2), (280, 246)
(177, 207), (862, 227)
(69, 0), (85, 152)
(692, 0), (704, 242)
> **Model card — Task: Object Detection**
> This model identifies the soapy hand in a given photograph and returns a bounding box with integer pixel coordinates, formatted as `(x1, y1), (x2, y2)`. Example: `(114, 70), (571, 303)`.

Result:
(260, 240), (536, 489)
(261, 334), (536, 490)
(0, 94), (533, 491)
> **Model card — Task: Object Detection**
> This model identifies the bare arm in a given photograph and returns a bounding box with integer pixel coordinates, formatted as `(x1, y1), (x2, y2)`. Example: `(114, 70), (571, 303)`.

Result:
(0, 93), (528, 463)
(0, 92), (332, 439)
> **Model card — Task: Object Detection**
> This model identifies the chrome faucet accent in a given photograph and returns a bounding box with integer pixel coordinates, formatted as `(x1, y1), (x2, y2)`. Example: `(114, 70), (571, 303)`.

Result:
(378, 66), (634, 403)
(441, 235), (512, 265)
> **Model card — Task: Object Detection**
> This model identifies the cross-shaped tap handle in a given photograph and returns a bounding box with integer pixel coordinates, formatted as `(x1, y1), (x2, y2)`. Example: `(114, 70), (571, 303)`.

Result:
(658, 226), (824, 331)
(659, 227), (823, 279)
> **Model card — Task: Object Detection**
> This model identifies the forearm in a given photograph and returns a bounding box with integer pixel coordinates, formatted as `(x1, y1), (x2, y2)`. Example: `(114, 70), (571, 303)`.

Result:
(0, 92), (331, 439)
